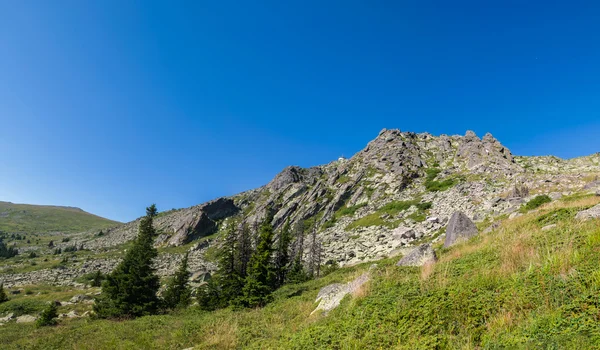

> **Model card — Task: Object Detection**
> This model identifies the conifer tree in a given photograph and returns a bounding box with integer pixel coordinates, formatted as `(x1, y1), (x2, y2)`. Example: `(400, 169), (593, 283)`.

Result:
(239, 217), (276, 307)
(163, 252), (192, 309)
(0, 284), (8, 303)
(286, 221), (309, 284)
(236, 222), (252, 278)
(36, 302), (58, 327)
(94, 204), (161, 318)
(307, 226), (322, 278)
(274, 221), (292, 287)
(198, 220), (243, 310)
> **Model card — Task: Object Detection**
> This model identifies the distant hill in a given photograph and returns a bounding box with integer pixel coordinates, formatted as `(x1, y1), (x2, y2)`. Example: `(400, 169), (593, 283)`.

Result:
(0, 201), (120, 234)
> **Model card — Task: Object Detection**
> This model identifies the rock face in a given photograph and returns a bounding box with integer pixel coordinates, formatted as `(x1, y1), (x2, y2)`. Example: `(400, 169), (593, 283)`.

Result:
(3, 129), (600, 287)
(396, 244), (437, 267)
(167, 198), (240, 246)
(444, 212), (479, 247)
(575, 204), (600, 221)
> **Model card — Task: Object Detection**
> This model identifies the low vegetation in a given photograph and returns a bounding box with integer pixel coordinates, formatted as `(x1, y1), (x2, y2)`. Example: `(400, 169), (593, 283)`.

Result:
(424, 168), (459, 192)
(2, 196), (599, 348)
(521, 194), (552, 212)
(0, 201), (119, 234)
(345, 200), (432, 230)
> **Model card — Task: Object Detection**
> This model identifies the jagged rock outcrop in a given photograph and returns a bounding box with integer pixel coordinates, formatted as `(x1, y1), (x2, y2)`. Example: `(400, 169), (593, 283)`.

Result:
(444, 212), (479, 247)
(396, 244), (437, 267)
(167, 198), (239, 246)
(4, 129), (599, 287)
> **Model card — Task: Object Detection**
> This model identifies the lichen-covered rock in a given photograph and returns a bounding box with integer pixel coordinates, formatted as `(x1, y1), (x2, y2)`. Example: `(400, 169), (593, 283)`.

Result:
(396, 244), (437, 267)
(575, 204), (600, 221)
(312, 267), (375, 315)
(444, 212), (479, 247)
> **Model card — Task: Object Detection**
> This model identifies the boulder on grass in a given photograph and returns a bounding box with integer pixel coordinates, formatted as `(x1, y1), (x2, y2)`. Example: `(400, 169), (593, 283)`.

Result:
(396, 244), (437, 267)
(575, 204), (600, 221)
(444, 212), (479, 248)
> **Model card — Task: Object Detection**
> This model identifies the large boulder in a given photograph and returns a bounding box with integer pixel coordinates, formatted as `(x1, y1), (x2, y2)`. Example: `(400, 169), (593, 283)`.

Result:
(168, 198), (239, 246)
(575, 204), (600, 221)
(312, 265), (375, 315)
(396, 244), (437, 267)
(444, 212), (479, 247)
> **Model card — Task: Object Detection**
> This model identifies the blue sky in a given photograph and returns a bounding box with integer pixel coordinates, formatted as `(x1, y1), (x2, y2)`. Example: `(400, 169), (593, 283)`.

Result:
(0, 1), (599, 222)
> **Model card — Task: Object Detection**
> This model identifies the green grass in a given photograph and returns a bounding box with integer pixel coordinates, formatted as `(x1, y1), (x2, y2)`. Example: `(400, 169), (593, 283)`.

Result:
(3, 197), (600, 349)
(345, 200), (432, 231)
(0, 201), (120, 234)
(521, 194), (552, 212)
(423, 168), (459, 192)
(333, 203), (367, 221)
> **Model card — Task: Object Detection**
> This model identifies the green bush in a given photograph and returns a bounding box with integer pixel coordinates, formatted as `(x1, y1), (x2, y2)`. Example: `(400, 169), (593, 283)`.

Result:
(522, 195), (552, 211)
(36, 302), (58, 327)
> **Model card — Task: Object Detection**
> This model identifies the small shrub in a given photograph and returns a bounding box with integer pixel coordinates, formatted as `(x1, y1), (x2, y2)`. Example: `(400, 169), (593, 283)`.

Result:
(0, 284), (8, 303)
(522, 195), (552, 212)
(36, 302), (58, 327)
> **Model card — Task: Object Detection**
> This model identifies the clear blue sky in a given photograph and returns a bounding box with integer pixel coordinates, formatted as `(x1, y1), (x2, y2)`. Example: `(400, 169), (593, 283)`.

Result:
(1, 1), (599, 222)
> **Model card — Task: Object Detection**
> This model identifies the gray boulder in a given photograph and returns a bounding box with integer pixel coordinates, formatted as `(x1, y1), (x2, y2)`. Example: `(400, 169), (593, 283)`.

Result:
(16, 315), (37, 323)
(444, 212), (479, 247)
(396, 244), (437, 267)
(575, 204), (600, 221)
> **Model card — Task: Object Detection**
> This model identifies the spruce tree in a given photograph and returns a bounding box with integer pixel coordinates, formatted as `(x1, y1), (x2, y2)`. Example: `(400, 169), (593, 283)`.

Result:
(236, 222), (252, 278)
(163, 252), (192, 309)
(307, 226), (322, 278)
(239, 218), (276, 307)
(198, 220), (243, 310)
(0, 284), (8, 303)
(274, 221), (292, 287)
(94, 204), (161, 318)
(36, 302), (58, 327)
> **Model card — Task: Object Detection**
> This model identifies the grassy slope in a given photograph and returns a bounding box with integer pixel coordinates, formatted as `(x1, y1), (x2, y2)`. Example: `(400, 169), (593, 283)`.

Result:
(2, 196), (600, 349)
(0, 201), (120, 234)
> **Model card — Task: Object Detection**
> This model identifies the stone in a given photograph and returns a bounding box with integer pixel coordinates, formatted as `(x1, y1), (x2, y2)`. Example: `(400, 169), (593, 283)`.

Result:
(0, 313), (14, 322)
(69, 294), (93, 303)
(312, 271), (371, 315)
(396, 244), (437, 267)
(542, 224), (557, 231)
(16, 315), (37, 323)
(509, 212), (522, 220)
(444, 212), (479, 248)
(392, 226), (416, 241)
(575, 204), (600, 221)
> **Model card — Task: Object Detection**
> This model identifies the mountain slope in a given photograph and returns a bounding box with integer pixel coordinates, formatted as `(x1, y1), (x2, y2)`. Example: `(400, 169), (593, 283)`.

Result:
(1, 195), (599, 349)
(0, 201), (120, 234)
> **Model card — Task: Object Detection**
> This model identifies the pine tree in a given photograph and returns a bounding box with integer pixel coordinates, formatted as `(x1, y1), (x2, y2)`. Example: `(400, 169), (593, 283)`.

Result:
(162, 252), (192, 309)
(198, 220), (243, 310)
(94, 204), (161, 318)
(0, 284), (8, 303)
(274, 221), (292, 287)
(0, 239), (18, 258)
(36, 302), (58, 327)
(239, 218), (276, 307)
(236, 222), (252, 278)
(307, 226), (322, 278)
(286, 221), (309, 284)
(286, 256), (309, 284)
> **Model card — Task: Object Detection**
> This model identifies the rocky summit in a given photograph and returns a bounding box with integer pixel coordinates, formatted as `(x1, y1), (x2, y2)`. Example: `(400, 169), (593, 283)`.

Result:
(1, 129), (599, 288)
